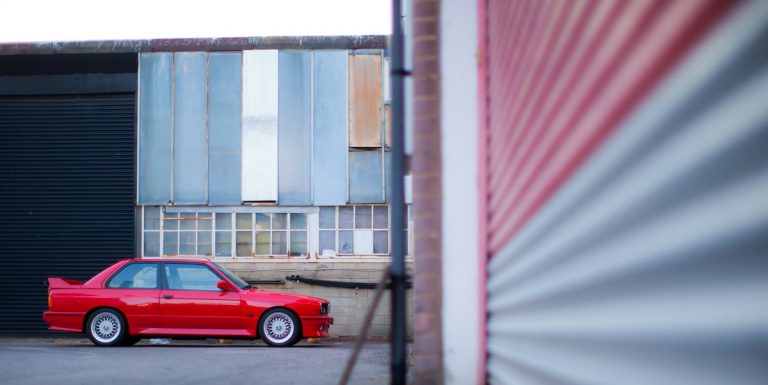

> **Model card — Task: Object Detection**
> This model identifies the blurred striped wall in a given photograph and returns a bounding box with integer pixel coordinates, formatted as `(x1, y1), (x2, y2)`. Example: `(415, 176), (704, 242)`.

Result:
(480, 0), (768, 384)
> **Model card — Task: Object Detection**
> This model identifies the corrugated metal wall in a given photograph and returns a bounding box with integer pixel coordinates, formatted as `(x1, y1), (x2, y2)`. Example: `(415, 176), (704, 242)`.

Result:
(138, 49), (388, 207)
(0, 94), (136, 334)
(482, 0), (768, 384)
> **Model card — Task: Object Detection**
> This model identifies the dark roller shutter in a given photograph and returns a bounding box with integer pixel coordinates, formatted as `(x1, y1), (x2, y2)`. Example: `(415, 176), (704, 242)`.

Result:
(0, 94), (135, 335)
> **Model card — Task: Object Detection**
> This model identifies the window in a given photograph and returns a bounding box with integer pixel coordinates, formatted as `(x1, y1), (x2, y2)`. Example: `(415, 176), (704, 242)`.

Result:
(107, 263), (158, 289)
(141, 207), (308, 258)
(164, 263), (222, 291)
(319, 205), (389, 256)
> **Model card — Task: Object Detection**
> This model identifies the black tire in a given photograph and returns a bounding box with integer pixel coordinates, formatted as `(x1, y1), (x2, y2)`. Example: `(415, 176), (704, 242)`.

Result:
(258, 308), (301, 347)
(85, 309), (127, 347)
(120, 336), (141, 346)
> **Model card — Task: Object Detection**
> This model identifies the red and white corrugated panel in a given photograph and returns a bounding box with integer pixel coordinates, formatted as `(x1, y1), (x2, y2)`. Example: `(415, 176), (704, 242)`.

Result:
(480, 0), (768, 383)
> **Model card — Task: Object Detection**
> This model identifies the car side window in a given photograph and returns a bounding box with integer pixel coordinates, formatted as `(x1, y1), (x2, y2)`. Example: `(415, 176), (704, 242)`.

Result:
(107, 263), (159, 289)
(164, 263), (222, 291)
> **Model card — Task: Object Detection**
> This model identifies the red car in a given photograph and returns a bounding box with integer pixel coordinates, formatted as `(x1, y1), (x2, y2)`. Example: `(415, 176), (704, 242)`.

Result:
(43, 258), (332, 347)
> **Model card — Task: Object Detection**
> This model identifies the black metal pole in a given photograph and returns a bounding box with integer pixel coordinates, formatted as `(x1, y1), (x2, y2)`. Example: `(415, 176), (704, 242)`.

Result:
(390, 0), (408, 383)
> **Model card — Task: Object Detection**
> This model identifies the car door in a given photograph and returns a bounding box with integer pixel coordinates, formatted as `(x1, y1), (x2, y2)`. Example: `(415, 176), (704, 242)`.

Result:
(159, 262), (241, 330)
(104, 262), (161, 331)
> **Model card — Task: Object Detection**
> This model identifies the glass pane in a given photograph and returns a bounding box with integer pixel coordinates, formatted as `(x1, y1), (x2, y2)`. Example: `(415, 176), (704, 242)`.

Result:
(355, 205), (372, 228)
(216, 213), (232, 230)
(373, 206), (388, 228)
(208, 52), (243, 205)
(319, 231), (335, 254)
(138, 53), (172, 205)
(198, 215), (212, 230)
(255, 231), (270, 255)
(179, 232), (196, 255)
(290, 213), (307, 229)
(164, 213), (179, 230)
(339, 230), (353, 254)
(215, 231), (231, 256)
(339, 206), (354, 229)
(107, 263), (158, 289)
(165, 263), (221, 291)
(144, 206), (161, 230)
(144, 232), (160, 257)
(255, 213), (271, 230)
(180, 213), (196, 230)
(290, 231), (307, 256)
(236, 213), (252, 230)
(319, 207), (336, 229)
(163, 231), (178, 256)
(273, 213), (287, 229)
(198, 231), (212, 255)
(236, 231), (252, 257)
(374, 231), (388, 254)
(272, 230), (287, 255)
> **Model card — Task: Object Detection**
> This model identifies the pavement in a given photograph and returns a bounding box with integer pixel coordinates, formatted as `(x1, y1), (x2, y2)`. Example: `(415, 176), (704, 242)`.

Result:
(0, 338), (408, 385)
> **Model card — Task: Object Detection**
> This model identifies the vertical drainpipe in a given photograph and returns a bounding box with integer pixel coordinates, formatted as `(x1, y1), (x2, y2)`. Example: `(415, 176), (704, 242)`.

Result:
(390, 0), (408, 383)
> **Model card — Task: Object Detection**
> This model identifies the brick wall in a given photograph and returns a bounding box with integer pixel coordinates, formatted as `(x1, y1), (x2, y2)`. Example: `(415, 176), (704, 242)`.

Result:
(411, 0), (445, 383)
(221, 261), (414, 339)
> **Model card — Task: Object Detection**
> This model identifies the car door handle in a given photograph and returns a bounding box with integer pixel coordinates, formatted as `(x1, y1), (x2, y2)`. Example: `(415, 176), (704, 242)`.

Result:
(162, 295), (174, 299)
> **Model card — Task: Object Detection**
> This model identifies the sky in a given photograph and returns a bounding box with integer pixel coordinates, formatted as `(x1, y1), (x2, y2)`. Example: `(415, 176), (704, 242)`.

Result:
(0, 0), (392, 43)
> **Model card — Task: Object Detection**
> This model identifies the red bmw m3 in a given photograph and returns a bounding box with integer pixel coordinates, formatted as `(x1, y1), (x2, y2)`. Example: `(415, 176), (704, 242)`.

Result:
(43, 259), (332, 347)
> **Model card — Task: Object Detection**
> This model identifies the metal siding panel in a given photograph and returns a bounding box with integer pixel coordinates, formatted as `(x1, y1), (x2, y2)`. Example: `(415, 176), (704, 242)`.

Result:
(242, 50), (278, 201)
(349, 54), (382, 147)
(173, 52), (208, 204)
(349, 150), (383, 203)
(208, 52), (242, 206)
(0, 95), (136, 334)
(313, 51), (349, 205)
(278, 51), (311, 205)
(138, 53), (172, 204)
(485, 1), (758, 384)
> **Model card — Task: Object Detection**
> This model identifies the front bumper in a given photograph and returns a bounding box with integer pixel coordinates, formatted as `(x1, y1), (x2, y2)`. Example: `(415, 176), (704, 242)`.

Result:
(300, 315), (334, 338)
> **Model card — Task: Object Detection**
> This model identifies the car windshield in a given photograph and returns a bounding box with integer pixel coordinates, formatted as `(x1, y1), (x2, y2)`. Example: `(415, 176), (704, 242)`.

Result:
(212, 262), (250, 290)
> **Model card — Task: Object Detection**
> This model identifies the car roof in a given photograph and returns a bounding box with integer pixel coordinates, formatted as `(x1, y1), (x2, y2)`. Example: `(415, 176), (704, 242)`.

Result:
(127, 258), (214, 263)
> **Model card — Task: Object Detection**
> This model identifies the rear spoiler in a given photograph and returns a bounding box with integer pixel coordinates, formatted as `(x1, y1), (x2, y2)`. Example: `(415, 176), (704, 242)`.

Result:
(47, 278), (83, 290)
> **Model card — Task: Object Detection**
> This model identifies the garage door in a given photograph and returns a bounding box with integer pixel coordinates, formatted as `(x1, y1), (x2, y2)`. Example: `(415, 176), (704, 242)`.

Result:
(0, 94), (136, 334)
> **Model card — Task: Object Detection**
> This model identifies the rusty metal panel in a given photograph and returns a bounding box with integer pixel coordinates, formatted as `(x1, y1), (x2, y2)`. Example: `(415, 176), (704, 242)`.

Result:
(138, 53), (172, 205)
(349, 150), (383, 203)
(278, 51), (312, 205)
(242, 50), (279, 202)
(173, 52), (208, 204)
(313, 51), (349, 205)
(208, 52), (242, 206)
(349, 54), (383, 148)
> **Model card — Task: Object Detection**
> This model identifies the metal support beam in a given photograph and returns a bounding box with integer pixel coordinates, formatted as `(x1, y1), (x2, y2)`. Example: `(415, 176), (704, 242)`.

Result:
(389, 0), (409, 384)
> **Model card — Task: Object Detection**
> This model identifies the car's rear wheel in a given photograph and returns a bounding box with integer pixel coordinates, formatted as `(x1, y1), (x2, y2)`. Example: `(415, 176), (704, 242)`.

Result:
(259, 308), (301, 347)
(86, 309), (126, 347)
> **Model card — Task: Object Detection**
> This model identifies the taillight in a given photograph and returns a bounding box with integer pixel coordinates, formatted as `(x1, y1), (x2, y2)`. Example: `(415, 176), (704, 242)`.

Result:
(47, 294), (52, 309)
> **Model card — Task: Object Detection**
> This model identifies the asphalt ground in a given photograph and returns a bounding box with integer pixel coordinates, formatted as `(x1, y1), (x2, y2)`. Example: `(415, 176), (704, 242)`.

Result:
(0, 338), (408, 385)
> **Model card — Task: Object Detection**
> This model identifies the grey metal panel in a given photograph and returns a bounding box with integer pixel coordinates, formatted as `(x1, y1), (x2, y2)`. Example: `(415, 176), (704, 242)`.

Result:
(208, 52), (242, 206)
(486, 3), (768, 384)
(242, 50), (279, 202)
(138, 53), (172, 205)
(278, 51), (311, 205)
(312, 51), (349, 205)
(349, 150), (383, 203)
(173, 52), (208, 204)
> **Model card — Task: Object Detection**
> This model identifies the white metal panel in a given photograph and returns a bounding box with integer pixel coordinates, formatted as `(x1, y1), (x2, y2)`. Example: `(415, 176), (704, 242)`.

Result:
(242, 50), (279, 201)
(353, 230), (374, 254)
(487, 3), (768, 384)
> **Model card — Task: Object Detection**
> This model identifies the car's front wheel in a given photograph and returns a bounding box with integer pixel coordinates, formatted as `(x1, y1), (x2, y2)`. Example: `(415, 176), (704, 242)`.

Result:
(259, 308), (301, 347)
(86, 309), (126, 346)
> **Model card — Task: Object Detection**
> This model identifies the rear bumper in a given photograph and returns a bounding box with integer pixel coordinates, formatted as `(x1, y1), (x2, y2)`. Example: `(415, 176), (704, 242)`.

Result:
(300, 315), (334, 338)
(43, 311), (84, 333)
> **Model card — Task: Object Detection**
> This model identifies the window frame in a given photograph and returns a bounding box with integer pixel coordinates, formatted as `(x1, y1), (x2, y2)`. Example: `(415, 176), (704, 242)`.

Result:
(160, 262), (229, 292)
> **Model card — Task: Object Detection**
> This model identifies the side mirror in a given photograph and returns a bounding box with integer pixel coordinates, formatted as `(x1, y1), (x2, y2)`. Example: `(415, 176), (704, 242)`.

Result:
(217, 280), (234, 292)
